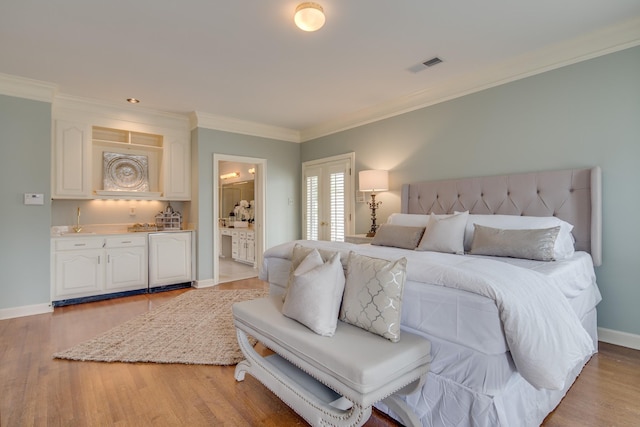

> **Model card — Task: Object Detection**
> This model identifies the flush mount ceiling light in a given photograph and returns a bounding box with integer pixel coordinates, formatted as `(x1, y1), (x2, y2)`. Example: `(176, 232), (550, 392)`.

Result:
(294, 2), (325, 32)
(126, 98), (140, 104)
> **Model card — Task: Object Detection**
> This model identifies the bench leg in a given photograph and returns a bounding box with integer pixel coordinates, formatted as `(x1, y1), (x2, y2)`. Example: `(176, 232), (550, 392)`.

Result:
(234, 328), (373, 427)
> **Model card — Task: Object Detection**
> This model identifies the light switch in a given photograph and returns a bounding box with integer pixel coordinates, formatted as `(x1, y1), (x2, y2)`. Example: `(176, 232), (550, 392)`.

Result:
(24, 193), (44, 205)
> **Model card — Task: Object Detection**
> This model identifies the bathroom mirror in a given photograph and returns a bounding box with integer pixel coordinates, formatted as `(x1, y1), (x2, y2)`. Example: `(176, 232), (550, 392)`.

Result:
(220, 180), (254, 220)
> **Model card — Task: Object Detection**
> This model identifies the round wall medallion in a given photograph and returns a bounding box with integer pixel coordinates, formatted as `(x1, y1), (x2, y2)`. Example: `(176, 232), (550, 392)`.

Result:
(103, 152), (150, 192)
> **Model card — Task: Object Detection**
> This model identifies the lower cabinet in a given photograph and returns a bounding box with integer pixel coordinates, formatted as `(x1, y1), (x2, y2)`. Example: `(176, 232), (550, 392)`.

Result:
(104, 236), (148, 291)
(232, 229), (255, 266)
(51, 232), (193, 305)
(148, 232), (193, 288)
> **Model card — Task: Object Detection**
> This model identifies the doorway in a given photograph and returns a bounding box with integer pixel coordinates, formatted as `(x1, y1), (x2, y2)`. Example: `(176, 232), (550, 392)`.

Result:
(213, 155), (266, 284)
(302, 152), (355, 241)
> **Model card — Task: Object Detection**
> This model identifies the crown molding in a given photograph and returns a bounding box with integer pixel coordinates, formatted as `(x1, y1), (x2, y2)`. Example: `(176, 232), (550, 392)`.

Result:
(300, 16), (640, 142)
(53, 94), (190, 131)
(192, 111), (301, 143)
(0, 73), (57, 103)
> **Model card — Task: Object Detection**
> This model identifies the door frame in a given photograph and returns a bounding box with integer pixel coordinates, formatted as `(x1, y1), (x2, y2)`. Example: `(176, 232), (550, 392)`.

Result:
(302, 152), (355, 240)
(213, 154), (266, 284)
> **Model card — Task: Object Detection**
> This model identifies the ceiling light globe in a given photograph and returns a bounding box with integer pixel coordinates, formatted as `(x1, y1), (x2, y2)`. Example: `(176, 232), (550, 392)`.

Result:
(294, 2), (325, 32)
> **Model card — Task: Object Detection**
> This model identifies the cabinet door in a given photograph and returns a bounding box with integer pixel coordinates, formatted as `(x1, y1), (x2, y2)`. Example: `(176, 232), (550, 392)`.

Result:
(163, 135), (191, 200)
(53, 120), (91, 198)
(149, 233), (192, 287)
(105, 246), (147, 291)
(54, 250), (103, 297)
(246, 233), (256, 264)
(238, 231), (247, 261)
(231, 230), (239, 259)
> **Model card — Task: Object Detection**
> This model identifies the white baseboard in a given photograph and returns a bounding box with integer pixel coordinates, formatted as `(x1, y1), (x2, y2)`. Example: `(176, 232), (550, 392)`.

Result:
(192, 278), (217, 289)
(598, 327), (640, 350)
(0, 303), (53, 320)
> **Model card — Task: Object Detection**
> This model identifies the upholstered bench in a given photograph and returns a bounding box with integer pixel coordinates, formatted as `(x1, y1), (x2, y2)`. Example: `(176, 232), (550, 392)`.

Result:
(233, 295), (431, 427)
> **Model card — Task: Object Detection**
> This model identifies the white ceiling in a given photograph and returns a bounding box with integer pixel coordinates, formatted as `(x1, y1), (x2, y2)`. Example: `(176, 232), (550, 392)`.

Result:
(1, 1), (640, 141)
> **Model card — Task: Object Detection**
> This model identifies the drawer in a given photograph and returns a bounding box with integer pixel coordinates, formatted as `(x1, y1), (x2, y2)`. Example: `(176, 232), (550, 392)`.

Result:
(220, 228), (232, 236)
(105, 235), (147, 248)
(54, 238), (104, 251)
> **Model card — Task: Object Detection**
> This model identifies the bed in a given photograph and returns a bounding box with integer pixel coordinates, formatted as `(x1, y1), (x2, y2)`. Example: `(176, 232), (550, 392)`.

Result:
(259, 167), (602, 427)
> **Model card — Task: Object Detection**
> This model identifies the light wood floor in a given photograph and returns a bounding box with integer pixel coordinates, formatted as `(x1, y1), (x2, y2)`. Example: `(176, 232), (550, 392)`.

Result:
(1, 279), (639, 426)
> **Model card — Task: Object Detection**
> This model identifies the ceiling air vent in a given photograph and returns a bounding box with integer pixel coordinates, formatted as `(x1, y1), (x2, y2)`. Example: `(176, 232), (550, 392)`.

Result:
(407, 56), (444, 73)
(422, 57), (443, 67)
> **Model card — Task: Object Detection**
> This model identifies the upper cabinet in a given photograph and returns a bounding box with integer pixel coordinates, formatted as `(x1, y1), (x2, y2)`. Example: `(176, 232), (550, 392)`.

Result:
(52, 101), (191, 201)
(53, 120), (92, 198)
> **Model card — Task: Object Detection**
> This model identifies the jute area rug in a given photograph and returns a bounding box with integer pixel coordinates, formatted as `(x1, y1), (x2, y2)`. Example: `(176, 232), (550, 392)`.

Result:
(53, 288), (268, 366)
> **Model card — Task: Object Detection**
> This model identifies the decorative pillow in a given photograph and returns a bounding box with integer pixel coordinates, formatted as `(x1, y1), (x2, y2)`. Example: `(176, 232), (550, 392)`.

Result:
(284, 244), (341, 301)
(371, 224), (425, 249)
(470, 224), (561, 261)
(463, 214), (575, 259)
(339, 252), (407, 342)
(282, 251), (345, 336)
(386, 213), (430, 227)
(416, 211), (469, 254)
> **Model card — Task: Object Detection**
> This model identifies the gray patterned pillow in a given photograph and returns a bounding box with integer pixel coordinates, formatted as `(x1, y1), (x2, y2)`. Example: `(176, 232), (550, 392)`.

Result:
(339, 252), (407, 342)
(470, 224), (560, 261)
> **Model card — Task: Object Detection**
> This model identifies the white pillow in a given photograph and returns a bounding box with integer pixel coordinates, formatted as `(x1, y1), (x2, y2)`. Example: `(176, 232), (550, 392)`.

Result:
(463, 214), (575, 259)
(416, 211), (469, 254)
(386, 213), (430, 227)
(282, 250), (345, 337)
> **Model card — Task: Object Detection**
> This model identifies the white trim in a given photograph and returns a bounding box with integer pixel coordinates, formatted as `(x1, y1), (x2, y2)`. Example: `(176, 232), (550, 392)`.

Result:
(302, 152), (356, 239)
(598, 327), (640, 351)
(192, 278), (217, 289)
(54, 94), (190, 131)
(0, 303), (53, 320)
(0, 73), (57, 103)
(5, 18), (639, 144)
(213, 154), (267, 285)
(193, 111), (300, 143)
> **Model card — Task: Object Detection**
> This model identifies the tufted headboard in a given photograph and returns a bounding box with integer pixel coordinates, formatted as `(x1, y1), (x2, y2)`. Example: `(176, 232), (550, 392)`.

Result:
(401, 167), (602, 266)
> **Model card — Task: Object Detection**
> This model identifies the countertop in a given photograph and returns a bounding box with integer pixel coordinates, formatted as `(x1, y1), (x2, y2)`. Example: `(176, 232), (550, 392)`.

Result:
(51, 224), (195, 238)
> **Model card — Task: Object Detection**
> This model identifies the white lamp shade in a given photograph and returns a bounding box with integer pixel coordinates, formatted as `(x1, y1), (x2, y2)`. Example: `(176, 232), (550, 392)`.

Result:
(359, 170), (389, 192)
(294, 2), (326, 32)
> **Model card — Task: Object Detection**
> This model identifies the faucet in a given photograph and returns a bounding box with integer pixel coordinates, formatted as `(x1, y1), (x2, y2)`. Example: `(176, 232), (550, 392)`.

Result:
(73, 207), (83, 233)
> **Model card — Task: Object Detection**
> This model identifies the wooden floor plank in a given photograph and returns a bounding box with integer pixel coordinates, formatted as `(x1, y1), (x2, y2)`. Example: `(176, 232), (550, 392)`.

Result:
(1, 280), (638, 426)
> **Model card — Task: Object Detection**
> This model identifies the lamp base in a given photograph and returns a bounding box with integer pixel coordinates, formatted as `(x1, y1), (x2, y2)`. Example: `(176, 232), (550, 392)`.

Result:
(366, 231), (376, 237)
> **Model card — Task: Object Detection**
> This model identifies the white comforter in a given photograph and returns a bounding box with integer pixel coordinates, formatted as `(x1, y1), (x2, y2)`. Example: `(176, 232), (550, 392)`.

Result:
(261, 240), (594, 390)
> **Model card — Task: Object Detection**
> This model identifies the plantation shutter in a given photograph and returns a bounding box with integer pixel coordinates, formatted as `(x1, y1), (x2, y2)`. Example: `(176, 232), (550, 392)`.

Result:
(302, 155), (353, 241)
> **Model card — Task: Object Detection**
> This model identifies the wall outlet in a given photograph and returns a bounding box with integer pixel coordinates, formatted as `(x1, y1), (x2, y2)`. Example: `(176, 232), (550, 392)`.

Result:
(129, 207), (136, 216)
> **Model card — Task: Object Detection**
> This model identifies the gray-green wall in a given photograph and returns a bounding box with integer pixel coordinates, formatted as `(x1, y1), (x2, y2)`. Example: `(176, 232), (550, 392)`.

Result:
(191, 128), (301, 281)
(302, 46), (640, 337)
(0, 95), (52, 310)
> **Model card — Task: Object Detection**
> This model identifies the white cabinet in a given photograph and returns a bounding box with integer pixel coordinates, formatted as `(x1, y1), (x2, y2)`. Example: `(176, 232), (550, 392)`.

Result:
(52, 232), (191, 304)
(52, 119), (190, 201)
(52, 237), (104, 300)
(104, 236), (148, 291)
(232, 229), (255, 266)
(148, 232), (193, 288)
(52, 234), (147, 303)
(163, 135), (191, 200)
(52, 120), (92, 199)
